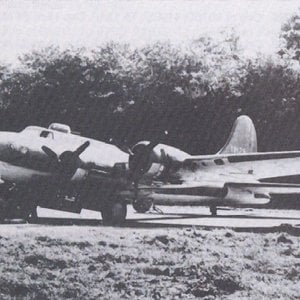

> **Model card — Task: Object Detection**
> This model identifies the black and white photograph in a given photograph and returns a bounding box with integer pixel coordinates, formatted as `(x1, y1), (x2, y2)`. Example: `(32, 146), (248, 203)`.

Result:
(0, 0), (299, 298)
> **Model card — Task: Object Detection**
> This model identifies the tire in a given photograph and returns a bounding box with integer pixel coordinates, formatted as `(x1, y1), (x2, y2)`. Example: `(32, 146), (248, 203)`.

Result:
(132, 198), (152, 213)
(101, 201), (127, 226)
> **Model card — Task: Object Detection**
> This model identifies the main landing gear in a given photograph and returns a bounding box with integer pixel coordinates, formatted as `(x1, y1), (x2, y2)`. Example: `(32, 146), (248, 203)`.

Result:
(132, 198), (153, 213)
(210, 205), (217, 216)
(101, 200), (127, 226)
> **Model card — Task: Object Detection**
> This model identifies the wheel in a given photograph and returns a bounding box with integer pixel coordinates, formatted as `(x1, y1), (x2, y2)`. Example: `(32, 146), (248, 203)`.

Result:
(210, 205), (217, 216)
(101, 201), (127, 226)
(132, 198), (152, 213)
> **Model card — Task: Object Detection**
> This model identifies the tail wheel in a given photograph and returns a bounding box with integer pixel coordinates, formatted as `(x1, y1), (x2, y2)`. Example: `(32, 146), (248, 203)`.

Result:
(101, 201), (127, 226)
(132, 198), (152, 213)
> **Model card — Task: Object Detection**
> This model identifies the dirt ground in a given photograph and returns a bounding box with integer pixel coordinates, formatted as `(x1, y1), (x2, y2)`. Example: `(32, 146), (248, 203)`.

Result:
(0, 223), (299, 299)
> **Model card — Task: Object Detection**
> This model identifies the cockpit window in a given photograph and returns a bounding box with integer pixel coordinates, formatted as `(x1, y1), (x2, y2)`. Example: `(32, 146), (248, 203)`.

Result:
(40, 130), (54, 139)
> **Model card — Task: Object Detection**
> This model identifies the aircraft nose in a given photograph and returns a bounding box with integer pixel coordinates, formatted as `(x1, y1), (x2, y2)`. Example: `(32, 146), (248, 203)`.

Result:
(0, 132), (19, 156)
(0, 132), (10, 147)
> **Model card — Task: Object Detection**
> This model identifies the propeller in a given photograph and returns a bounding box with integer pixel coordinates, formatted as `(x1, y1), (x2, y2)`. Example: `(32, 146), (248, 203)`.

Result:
(41, 141), (90, 179)
(127, 135), (170, 212)
(128, 140), (159, 183)
(109, 137), (134, 156)
(128, 130), (171, 182)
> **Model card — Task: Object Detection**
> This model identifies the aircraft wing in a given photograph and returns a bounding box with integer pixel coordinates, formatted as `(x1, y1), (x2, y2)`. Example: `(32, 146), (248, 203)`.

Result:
(223, 182), (300, 205)
(138, 181), (225, 197)
(137, 150), (300, 191)
(139, 181), (300, 193)
(87, 162), (129, 183)
(182, 151), (300, 181)
(224, 182), (300, 195)
(137, 180), (300, 206)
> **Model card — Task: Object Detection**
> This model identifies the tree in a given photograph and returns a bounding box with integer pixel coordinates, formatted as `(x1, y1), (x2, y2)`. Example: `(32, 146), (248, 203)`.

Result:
(279, 11), (300, 60)
(0, 28), (298, 154)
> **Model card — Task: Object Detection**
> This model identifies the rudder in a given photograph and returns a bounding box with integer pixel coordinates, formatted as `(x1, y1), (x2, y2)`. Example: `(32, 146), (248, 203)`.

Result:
(218, 115), (257, 154)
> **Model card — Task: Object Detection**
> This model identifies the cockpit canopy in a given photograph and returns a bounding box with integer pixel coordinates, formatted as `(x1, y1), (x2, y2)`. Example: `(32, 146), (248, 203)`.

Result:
(48, 123), (71, 134)
(21, 123), (72, 139)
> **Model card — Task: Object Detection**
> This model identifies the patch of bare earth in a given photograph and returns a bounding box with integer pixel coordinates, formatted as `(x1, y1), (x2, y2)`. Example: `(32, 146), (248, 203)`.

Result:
(0, 225), (299, 299)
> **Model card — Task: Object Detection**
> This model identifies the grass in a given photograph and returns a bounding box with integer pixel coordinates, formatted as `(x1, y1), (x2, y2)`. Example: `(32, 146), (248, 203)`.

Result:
(0, 225), (299, 299)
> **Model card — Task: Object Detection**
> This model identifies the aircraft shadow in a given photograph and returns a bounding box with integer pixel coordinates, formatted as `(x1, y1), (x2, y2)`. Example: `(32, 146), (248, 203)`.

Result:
(2, 210), (300, 232)
(29, 216), (300, 235)
(129, 211), (300, 221)
(3, 211), (297, 231)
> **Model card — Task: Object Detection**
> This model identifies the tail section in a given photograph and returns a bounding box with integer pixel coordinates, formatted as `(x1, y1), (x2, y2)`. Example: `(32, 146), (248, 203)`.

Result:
(218, 115), (257, 154)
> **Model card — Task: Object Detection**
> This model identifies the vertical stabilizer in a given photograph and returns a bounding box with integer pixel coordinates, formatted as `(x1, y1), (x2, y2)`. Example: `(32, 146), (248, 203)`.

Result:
(218, 115), (257, 154)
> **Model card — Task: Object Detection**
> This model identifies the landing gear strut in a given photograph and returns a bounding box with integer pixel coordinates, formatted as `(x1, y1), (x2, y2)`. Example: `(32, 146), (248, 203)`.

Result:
(25, 206), (38, 223)
(101, 200), (127, 226)
(210, 205), (217, 216)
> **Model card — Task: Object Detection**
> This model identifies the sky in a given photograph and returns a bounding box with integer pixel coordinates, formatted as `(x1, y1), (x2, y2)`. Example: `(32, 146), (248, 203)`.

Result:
(0, 0), (299, 65)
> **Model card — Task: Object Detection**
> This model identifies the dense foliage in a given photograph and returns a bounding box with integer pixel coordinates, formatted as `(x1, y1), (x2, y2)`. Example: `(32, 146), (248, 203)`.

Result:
(0, 16), (299, 154)
(280, 12), (300, 60)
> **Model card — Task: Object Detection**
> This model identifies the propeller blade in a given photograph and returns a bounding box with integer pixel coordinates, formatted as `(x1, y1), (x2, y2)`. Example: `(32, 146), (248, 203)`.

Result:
(146, 140), (159, 151)
(160, 148), (168, 162)
(127, 148), (134, 156)
(145, 129), (169, 152)
(74, 141), (90, 156)
(116, 144), (134, 155)
(41, 146), (58, 160)
(109, 137), (134, 155)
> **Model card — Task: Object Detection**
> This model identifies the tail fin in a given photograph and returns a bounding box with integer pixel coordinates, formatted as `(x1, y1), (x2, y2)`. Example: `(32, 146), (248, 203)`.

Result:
(218, 115), (257, 154)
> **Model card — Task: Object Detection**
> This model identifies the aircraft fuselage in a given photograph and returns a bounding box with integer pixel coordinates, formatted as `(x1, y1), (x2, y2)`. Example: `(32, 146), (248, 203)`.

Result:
(0, 126), (128, 183)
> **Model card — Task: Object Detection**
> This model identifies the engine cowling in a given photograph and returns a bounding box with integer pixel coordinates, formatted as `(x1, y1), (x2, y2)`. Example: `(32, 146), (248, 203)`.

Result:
(128, 142), (157, 179)
(224, 185), (270, 205)
(128, 141), (190, 180)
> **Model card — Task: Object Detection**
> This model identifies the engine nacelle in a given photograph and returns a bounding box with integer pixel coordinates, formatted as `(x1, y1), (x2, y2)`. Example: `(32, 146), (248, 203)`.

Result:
(224, 185), (270, 206)
(128, 141), (190, 178)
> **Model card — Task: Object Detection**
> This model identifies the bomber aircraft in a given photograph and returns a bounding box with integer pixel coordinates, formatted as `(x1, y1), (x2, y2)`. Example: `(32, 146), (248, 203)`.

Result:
(0, 116), (299, 225)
